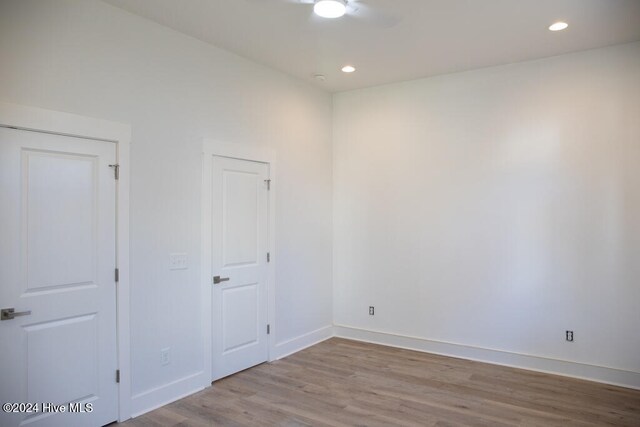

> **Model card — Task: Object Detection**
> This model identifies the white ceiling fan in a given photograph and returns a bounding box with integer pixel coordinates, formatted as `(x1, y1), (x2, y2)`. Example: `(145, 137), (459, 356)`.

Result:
(247, 0), (401, 28)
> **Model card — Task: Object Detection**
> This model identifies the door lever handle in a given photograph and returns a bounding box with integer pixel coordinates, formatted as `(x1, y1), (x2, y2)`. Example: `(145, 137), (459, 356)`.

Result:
(1, 308), (32, 321)
(213, 276), (230, 284)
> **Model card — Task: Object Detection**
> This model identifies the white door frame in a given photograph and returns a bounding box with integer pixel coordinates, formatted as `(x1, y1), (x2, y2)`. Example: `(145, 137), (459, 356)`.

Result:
(201, 139), (277, 384)
(0, 102), (132, 422)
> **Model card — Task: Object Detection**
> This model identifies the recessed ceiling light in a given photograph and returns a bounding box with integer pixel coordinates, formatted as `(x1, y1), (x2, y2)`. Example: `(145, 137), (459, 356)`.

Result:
(549, 21), (568, 31)
(341, 65), (356, 73)
(314, 0), (347, 19)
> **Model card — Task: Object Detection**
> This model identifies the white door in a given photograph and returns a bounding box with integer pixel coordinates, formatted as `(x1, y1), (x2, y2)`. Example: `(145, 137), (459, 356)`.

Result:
(0, 127), (118, 427)
(211, 156), (270, 381)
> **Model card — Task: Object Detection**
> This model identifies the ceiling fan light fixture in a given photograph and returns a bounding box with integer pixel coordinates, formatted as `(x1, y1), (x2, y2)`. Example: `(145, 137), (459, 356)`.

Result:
(314, 0), (347, 19)
(548, 21), (568, 31)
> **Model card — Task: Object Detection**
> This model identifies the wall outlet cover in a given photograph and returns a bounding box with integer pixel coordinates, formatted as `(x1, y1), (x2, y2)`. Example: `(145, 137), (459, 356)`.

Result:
(169, 253), (188, 270)
(160, 347), (170, 365)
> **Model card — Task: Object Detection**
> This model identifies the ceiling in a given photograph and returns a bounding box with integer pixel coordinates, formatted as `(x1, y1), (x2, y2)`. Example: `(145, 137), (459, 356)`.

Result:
(103, 0), (640, 92)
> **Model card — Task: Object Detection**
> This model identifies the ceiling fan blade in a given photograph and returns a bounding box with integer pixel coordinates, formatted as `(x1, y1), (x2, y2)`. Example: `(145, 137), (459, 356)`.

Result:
(242, 0), (401, 28)
(346, 1), (402, 29)
(243, 0), (314, 4)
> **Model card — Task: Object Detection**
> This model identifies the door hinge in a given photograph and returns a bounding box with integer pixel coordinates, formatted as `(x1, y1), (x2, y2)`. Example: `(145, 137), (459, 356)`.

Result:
(264, 179), (271, 190)
(116, 369), (120, 383)
(267, 324), (270, 335)
(109, 164), (120, 180)
(115, 268), (119, 283)
(266, 252), (270, 263)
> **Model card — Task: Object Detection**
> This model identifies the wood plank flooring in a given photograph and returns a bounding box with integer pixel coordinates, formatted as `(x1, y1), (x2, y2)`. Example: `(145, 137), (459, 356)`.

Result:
(122, 338), (640, 426)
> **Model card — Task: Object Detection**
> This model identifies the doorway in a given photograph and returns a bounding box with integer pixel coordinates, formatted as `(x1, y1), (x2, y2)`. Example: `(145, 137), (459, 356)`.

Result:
(0, 102), (132, 424)
(0, 127), (118, 426)
(201, 140), (276, 383)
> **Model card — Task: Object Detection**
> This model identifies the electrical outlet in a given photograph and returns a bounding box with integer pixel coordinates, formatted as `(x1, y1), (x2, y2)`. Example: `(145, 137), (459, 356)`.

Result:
(369, 306), (375, 316)
(160, 347), (170, 365)
(169, 253), (188, 270)
(566, 331), (574, 342)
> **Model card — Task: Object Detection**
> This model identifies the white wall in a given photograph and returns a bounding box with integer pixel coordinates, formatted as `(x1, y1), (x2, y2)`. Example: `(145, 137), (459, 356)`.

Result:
(0, 0), (333, 412)
(2, 0), (639, 410)
(333, 42), (640, 382)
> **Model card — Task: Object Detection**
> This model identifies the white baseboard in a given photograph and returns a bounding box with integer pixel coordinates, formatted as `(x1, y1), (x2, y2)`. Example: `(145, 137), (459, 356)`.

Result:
(128, 324), (638, 419)
(130, 371), (207, 417)
(129, 326), (334, 419)
(273, 325), (334, 360)
(334, 325), (640, 390)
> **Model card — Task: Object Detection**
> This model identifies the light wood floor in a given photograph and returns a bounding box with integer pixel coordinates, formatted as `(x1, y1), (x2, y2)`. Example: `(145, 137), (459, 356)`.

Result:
(122, 338), (640, 426)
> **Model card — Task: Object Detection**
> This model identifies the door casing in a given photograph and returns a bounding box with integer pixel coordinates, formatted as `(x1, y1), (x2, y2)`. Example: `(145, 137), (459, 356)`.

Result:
(0, 102), (132, 422)
(201, 139), (277, 384)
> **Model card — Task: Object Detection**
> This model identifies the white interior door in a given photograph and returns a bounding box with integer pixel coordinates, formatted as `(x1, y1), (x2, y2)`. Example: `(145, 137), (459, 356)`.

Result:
(211, 156), (269, 381)
(0, 127), (118, 427)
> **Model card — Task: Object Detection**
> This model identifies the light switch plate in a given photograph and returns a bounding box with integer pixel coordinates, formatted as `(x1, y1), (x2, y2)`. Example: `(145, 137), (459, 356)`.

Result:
(160, 347), (170, 366)
(169, 253), (188, 270)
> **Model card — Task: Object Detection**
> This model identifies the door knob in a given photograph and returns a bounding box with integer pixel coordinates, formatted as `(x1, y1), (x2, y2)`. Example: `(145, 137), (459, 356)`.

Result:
(213, 276), (230, 284)
(1, 308), (32, 321)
